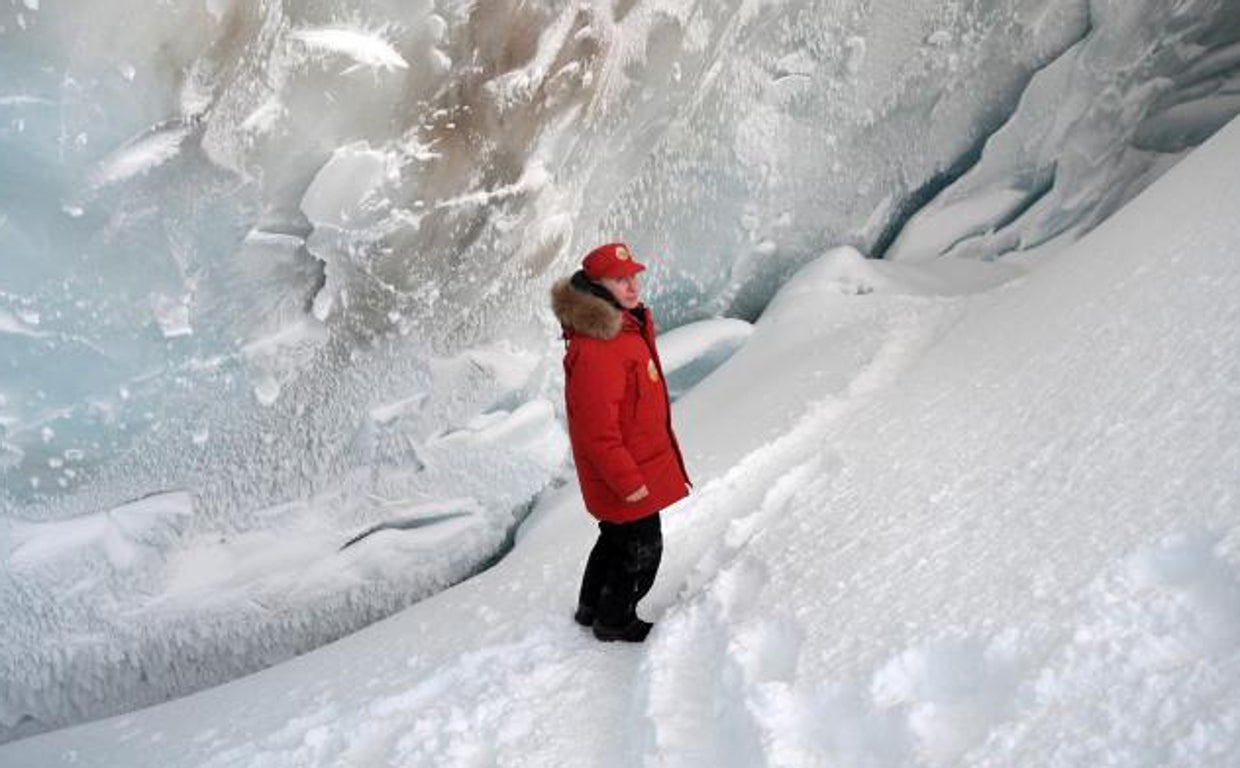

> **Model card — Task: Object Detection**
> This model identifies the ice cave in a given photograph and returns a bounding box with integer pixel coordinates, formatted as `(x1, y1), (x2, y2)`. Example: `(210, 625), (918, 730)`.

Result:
(2, 0), (1239, 763)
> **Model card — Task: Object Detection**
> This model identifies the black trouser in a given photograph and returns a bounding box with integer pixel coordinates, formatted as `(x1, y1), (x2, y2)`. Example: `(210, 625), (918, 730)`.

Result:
(578, 513), (663, 628)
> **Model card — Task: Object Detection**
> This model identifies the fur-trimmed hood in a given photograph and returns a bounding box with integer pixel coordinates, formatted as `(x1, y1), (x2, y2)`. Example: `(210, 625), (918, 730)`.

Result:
(551, 275), (623, 340)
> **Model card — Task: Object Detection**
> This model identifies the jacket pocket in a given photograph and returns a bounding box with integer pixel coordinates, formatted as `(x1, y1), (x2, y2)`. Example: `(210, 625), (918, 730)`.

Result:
(624, 364), (642, 424)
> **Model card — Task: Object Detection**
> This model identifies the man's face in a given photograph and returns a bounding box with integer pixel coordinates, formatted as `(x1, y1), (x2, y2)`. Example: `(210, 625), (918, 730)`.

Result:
(598, 274), (641, 309)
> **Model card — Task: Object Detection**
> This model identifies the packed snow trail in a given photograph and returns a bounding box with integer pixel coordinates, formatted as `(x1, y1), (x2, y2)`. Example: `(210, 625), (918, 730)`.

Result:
(5, 118), (1240, 766)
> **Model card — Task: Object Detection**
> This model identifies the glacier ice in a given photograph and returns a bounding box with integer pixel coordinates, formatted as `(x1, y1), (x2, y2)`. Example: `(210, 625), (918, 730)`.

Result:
(886, 0), (1240, 262)
(2, 0), (1239, 741)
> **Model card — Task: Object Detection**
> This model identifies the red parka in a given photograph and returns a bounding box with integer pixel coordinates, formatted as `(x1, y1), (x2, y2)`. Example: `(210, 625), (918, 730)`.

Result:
(551, 277), (691, 523)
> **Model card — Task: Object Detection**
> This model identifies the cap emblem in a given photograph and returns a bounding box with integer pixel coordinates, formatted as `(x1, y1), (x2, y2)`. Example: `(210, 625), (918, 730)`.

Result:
(615, 246), (631, 261)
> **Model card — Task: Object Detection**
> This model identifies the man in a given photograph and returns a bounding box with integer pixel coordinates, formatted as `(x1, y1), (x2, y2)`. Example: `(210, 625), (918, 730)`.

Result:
(550, 242), (691, 643)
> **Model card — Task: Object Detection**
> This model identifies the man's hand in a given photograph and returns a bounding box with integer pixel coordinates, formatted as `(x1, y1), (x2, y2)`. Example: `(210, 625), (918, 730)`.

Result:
(625, 485), (650, 503)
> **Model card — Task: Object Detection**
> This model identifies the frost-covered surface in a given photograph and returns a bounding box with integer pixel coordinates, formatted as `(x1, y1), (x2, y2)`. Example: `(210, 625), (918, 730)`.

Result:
(3, 110), (1238, 768)
(886, 0), (1240, 262)
(3, 0), (1240, 743)
(0, 396), (568, 742)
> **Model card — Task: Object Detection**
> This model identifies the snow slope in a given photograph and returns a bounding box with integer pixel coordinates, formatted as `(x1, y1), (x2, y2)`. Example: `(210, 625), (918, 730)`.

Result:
(4, 114), (1239, 768)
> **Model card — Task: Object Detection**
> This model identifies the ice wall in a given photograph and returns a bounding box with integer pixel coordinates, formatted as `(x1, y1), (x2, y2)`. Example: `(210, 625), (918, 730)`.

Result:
(1, 0), (1239, 741)
(886, 0), (1240, 262)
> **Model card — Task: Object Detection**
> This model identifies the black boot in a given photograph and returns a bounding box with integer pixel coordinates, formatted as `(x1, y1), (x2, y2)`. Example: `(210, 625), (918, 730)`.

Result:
(573, 604), (596, 627)
(593, 617), (653, 643)
(580, 514), (662, 643)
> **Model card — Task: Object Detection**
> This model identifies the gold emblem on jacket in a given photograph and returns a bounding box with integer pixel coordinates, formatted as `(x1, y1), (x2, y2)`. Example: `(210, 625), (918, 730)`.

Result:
(647, 359), (659, 382)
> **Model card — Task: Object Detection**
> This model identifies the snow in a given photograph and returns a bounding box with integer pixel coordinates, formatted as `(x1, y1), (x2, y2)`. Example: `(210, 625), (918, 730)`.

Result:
(0, 309), (45, 339)
(367, 393), (428, 425)
(884, 188), (1031, 263)
(155, 499), (480, 609)
(86, 125), (192, 188)
(653, 317), (753, 400)
(0, 349), (569, 743)
(150, 292), (193, 338)
(240, 316), (328, 406)
(3, 107), (1238, 768)
(885, 1), (1240, 263)
(0, 95), (51, 107)
(288, 27), (409, 72)
(299, 141), (391, 227)
(7, 491), (193, 573)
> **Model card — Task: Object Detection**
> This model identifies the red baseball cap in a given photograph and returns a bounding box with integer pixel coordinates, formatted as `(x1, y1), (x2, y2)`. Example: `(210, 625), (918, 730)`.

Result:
(582, 242), (646, 280)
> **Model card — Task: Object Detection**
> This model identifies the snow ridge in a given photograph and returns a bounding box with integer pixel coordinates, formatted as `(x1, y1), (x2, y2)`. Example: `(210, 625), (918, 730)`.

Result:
(635, 296), (960, 767)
